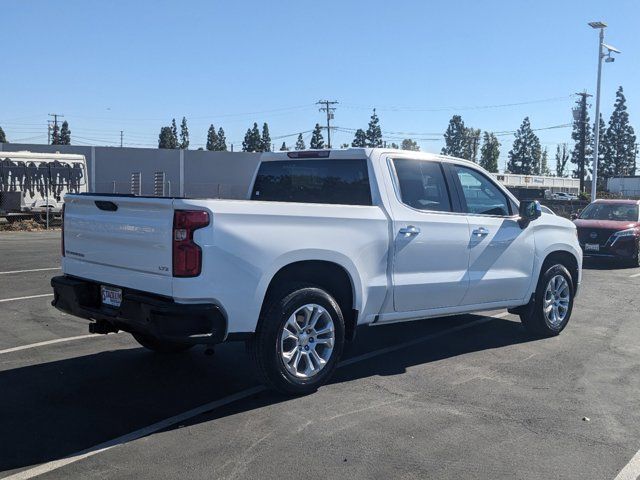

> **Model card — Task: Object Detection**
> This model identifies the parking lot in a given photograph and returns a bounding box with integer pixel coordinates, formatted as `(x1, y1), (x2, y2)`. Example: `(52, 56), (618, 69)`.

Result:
(1, 231), (639, 479)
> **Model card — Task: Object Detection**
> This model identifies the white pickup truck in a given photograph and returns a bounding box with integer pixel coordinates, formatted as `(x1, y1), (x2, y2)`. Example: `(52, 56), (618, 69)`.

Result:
(52, 148), (582, 394)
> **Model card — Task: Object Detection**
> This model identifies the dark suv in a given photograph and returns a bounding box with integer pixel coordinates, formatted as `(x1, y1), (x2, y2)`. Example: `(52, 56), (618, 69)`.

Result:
(574, 199), (640, 266)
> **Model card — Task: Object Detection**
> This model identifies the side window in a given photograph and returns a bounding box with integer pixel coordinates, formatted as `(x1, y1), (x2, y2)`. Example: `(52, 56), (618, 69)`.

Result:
(453, 165), (511, 216)
(393, 159), (452, 212)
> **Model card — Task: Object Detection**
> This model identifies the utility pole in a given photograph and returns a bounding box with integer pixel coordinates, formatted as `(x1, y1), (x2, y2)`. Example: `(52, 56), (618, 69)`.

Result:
(317, 100), (338, 149)
(120, 130), (124, 148)
(573, 92), (591, 193)
(48, 113), (64, 145)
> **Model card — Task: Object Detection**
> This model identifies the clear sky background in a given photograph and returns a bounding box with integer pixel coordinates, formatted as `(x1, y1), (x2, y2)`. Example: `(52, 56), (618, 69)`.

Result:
(2, 0), (638, 171)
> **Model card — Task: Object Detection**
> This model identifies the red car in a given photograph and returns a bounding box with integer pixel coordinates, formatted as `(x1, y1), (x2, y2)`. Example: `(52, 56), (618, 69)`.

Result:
(574, 199), (640, 266)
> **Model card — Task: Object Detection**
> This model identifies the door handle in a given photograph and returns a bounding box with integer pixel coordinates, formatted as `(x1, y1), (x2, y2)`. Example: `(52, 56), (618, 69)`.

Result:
(399, 225), (421, 236)
(472, 227), (489, 237)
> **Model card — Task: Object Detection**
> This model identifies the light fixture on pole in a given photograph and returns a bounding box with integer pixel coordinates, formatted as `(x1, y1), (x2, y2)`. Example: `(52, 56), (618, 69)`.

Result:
(588, 21), (620, 201)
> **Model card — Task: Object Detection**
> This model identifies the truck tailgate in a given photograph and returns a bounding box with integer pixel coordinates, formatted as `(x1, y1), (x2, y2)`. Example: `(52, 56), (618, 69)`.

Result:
(63, 195), (175, 296)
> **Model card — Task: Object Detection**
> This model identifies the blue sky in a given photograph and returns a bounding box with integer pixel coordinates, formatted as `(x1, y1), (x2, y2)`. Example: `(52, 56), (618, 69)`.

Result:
(2, 0), (638, 170)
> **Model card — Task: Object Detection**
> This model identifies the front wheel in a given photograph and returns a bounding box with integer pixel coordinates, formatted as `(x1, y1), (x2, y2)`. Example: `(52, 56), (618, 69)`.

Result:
(248, 285), (345, 395)
(519, 263), (574, 337)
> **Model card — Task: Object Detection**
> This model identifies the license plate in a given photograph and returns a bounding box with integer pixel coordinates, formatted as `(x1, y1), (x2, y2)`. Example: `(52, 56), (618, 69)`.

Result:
(585, 243), (600, 252)
(101, 285), (122, 307)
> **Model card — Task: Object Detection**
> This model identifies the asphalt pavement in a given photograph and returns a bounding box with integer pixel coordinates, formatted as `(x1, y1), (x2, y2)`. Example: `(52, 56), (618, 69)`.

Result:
(1, 231), (639, 479)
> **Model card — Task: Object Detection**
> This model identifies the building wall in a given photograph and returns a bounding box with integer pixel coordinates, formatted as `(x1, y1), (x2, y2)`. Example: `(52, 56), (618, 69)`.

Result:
(0, 143), (261, 199)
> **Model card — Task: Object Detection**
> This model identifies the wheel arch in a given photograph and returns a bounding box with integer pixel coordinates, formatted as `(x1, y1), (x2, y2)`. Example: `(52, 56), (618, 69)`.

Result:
(258, 259), (360, 341)
(538, 249), (580, 294)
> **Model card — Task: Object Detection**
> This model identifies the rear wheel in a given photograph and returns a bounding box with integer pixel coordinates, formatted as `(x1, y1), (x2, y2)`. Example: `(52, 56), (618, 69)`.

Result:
(248, 285), (345, 395)
(132, 333), (193, 354)
(519, 263), (574, 337)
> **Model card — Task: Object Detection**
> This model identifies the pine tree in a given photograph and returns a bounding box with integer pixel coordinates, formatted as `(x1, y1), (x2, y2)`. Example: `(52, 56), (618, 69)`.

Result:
(593, 114), (607, 176)
(279, 142), (288, 151)
(555, 144), (570, 177)
(601, 86), (637, 177)
(0, 126), (6, 143)
(261, 122), (271, 152)
(216, 127), (227, 151)
(51, 123), (60, 145)
(295, 133), (305, 150)
(58, 121), (71, 145)
(179, 117), (189, 149)
(206, 124), (218, 151)
(401, 138), (420, 151)
(570, 96), (592, 181)
(441, 115), (466, 157)
(479, 132), (500, 173)
(310, 123), (324, 149)
(171, 119), (179, 149)
(243, 122), (261, 152)
(507, 117), (541, 175)
(351, 129), (367, 147)
(365, 109), (383, 147)
(462, 128), (481, 162)
(158, 126), (177, 149)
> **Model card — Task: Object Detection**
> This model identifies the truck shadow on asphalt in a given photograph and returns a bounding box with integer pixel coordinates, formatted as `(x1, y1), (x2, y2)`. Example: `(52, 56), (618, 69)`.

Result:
(0, 314), (536, 473)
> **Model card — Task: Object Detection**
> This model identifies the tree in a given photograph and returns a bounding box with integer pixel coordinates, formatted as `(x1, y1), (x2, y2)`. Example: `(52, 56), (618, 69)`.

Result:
(179, 117), (189, 149)
(216, 127), (227, 151)
(540, 147), (551, 175)
(58, 121), (71, 145)
(158, 126), (177, 149)
(401, 138), (420, 151)
(351, 129), (367, 147)
(206, 124), (218, 151)
(51, 123), (60, 145)
(279, 141), (289, 151)
(570, 95), (592, 182)
(242, 122), (261, 152)
(171, 119), (179, 148)
(390, 142), (399, 149)
(479, 132), (500, 173)
(601, 86), (637, 177)
(295, 133), (305, 150)
(507, 117), (541, 175)
(462, 127), (481, 162)
(0, 126), (6, 143)
(365, 109), (383, 147)
(555, 143), (570, 177)
(441, 115), (466, 157)
(261, 122), (271, 152)
(310, 123), (324, 149)
(592, 113), (606, 176)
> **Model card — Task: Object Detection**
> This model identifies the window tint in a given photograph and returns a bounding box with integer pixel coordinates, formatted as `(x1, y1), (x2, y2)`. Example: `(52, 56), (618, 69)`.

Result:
(393, 159), (452, 212)
(251, 159), (372, 206)
(454, 165), (511, 216)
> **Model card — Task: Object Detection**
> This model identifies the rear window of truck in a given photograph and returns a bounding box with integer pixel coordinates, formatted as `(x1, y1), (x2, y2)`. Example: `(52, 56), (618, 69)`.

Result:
(251, 159), (372, 206)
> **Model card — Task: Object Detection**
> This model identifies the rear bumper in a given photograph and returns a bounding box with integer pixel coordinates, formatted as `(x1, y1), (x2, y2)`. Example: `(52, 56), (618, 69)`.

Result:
(51, 275), (227, 345)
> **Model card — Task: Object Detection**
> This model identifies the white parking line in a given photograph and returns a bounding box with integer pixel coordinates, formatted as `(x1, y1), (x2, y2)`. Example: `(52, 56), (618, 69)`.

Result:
(0, 293), (54, 304)
(3, 311), (510, 479)
(0, 267), (60, 275)
(0, 334), (110, 355)
(614, 449), (640, 480)
(629, 272), (640, 278)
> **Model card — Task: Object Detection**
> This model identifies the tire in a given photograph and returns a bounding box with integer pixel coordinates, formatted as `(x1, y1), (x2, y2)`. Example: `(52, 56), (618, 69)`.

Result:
(248, 284), (345, 396)
(630, 241), (640, 268)
(519, 263), (574, 337)
(132, 333), (193, 354)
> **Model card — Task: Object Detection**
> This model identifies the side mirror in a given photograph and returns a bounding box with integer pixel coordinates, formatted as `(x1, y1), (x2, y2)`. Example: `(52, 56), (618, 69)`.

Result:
(570, 213), (578, 220)
(518, 200), (541, 228)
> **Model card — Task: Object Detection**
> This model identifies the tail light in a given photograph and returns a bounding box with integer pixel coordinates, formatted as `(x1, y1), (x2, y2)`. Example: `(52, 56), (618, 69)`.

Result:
(173, 210), (209, 277)
(61, 203), (65, 257)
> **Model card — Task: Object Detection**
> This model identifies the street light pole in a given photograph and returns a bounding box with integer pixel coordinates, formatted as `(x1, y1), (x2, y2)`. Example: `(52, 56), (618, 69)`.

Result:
(591, 25), (605, 201)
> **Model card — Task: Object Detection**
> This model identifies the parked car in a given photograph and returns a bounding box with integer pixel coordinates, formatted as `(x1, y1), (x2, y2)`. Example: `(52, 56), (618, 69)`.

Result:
(52, 149), (582, 395)
(552, 192), (578, 201)
(573, 199), (640, 266)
